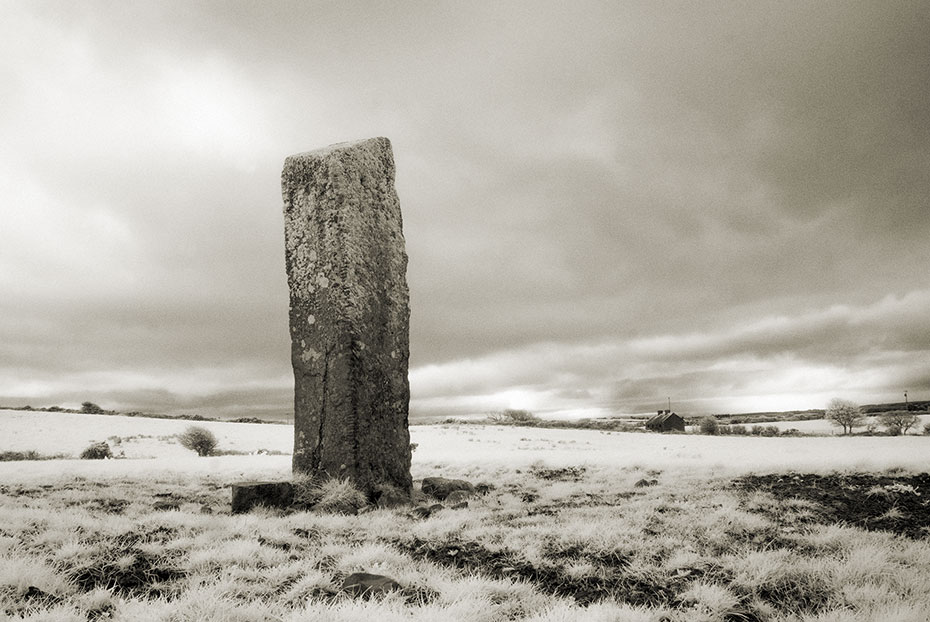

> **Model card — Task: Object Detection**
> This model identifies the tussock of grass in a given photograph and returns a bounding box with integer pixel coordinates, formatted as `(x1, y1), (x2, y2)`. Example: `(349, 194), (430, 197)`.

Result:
(293, 475), (368, 513)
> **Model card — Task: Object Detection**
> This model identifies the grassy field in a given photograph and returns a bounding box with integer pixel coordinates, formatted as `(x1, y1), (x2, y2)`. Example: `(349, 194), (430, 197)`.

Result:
(2, 410), (930, 621)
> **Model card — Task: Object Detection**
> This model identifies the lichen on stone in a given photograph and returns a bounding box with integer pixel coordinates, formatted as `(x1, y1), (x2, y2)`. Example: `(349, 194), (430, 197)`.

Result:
(281, 137), (411, 496)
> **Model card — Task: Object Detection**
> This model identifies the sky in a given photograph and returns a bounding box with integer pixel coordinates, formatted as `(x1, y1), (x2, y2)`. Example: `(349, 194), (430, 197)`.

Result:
(1, 1), (928, 420)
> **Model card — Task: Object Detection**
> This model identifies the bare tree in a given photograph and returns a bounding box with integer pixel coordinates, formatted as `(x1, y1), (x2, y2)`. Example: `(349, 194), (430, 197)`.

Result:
(825, 398), (864, 435)
(879, 411), (919, 436)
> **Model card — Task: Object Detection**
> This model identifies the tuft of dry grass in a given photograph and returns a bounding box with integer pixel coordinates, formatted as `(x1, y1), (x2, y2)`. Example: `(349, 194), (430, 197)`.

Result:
(292, 475), (369, 513)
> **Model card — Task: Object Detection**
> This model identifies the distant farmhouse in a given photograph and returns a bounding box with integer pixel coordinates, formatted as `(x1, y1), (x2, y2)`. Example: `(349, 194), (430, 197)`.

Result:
(645, 410), (685, 432)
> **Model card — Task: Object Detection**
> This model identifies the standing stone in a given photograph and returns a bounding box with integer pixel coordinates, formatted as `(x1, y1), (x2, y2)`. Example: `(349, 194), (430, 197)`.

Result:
(282, 137), (411, 497)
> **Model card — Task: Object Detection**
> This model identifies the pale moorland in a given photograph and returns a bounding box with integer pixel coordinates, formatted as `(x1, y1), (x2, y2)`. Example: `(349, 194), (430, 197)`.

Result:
(2, 409), (930, 622)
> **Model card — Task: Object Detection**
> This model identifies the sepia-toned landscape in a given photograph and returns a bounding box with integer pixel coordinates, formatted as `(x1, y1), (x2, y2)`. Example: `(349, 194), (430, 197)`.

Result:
(3, 408), (930, 621)
(3, 2), (930, 621)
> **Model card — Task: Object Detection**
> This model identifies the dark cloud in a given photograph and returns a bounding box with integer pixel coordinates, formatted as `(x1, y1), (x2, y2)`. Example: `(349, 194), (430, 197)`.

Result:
(1, 2), (928, 417)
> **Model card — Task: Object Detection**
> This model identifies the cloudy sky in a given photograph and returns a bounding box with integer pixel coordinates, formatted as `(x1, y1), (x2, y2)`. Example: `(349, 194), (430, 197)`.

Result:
(2, 1), (928, 420)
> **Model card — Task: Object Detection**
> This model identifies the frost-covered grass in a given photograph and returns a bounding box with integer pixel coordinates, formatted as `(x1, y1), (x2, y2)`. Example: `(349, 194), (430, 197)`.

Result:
(0, 409), (289, 459)
(2, 411), (930, 620)
(3, 465), (930, 621)
(3, 410), (930, 482)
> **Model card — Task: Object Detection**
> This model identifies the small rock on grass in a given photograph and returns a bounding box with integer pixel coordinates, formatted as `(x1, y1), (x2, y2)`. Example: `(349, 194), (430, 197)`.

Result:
(375, 484), (412, 509)
(342, 572), (401, 599)
(421, 477), (474, 500)
(408, 503), (445, 519)
(231, 481), (294, 514)
(475, 482), (495, 495)
(444, 490), (472, 505)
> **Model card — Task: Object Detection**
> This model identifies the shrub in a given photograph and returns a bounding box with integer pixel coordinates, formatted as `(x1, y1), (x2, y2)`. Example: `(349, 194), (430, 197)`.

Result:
(923, 422), (930, 435)
(504, 408), (538, 422)
(760, 425), (780, 437)
(730, 424), (748, 435)
(0, 450), (41, 461)
(177, 426), (218, 456)
(80, 442), (112, 460)
(487, 409), (539, 425)
(698, 416), (719, 435)
(81, 402), (104, 414)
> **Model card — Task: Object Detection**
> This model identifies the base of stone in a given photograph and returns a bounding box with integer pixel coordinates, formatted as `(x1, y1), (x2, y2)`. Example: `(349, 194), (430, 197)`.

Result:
(231, 481), (294, 514)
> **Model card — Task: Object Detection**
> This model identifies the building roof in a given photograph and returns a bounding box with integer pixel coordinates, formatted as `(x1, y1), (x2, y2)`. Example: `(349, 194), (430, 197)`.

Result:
(646, 412), (683, 427)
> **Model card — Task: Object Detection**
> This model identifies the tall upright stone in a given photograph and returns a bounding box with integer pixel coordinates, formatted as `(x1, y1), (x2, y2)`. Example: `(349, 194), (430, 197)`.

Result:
(281, 137), (411, 496)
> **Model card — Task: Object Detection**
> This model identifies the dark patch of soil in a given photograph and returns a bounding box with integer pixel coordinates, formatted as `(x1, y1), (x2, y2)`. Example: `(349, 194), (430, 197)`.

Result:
(735, 473), (930, 538)
(753, 573), (832, 615)
(89, 498), (131, 514)
(398, 538), (675, 607)
(258, 535), (292, 551)
(68, 548), (185, 598)
(399, 584), (441, 605)
(142, 525), (178, 543)
(520, 490), (540, 503)
(530, 465), (587, 481)
(0, 486), (44, 498)
(22, 585), (63, 607)
(523, 491), (640, 518)
(65, 532), (185, 597)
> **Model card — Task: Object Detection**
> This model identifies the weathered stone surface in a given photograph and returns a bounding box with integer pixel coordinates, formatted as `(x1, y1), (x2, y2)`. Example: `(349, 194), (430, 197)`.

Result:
(231, 481), (294, 514)
(342, 572), (401, 598)
(374, 483), (412, 509)
(421, 477), (474, 501)
(282, 137), (411, 496)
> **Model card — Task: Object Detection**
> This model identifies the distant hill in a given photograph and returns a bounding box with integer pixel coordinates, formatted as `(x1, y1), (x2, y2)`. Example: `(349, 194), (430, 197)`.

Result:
(861, 400), (930, 413)
(698, 400), (929, 425)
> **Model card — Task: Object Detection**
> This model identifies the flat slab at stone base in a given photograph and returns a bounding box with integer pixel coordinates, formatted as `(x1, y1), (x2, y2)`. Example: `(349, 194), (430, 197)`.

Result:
(231, 481), (294, 514)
